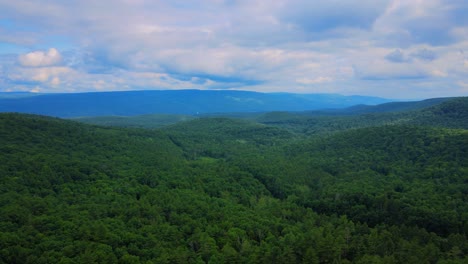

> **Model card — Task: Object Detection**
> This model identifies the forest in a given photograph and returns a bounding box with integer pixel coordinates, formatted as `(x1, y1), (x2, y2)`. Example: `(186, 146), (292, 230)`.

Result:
(0, 97), (467, 263)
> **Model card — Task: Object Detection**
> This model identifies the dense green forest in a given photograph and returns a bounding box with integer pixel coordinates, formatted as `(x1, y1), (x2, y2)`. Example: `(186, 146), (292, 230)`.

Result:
(0, 97), (467, 263)
(75, 97), (467, 135)
(73, 114), (195, 129)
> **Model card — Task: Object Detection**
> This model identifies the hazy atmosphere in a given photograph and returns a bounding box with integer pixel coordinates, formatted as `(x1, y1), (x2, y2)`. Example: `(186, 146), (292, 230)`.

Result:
(1, 0), (468, 99)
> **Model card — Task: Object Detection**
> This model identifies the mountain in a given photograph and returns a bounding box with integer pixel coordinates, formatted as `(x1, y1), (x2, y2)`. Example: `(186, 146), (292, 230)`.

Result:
(73, 97), (468, 134)
(0, 92), (44, 99)
(254, 97), (468, 135)
(1, 111), (467, 263)
(300, 97), (453, 115)
(0, 90), (392, 117)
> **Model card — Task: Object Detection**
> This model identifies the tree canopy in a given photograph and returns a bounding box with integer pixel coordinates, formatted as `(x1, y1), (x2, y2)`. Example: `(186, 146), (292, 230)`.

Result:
(0, 97), (467, 263)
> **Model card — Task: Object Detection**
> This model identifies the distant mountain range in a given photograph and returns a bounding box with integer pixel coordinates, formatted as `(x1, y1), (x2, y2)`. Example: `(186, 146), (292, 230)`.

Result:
(0, 90), (392, 117)
(74, 97), (468, 132)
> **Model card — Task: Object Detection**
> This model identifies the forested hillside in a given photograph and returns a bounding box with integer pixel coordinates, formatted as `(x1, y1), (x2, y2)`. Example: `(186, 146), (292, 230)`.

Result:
(255, 97), (468, 135)
(0, 98), (467, 263)
(74, 114), (196, 129)
(72, 97), (467, 134)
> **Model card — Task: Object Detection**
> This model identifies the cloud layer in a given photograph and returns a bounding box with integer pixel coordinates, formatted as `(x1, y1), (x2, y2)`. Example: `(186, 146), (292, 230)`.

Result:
(18, 48), (62, 67)
(0, 0), (467, 98)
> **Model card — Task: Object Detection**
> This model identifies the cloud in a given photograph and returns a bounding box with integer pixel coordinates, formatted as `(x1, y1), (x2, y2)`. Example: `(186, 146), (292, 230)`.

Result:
(458, 81), (468, 92)
(410, 48), (437, 61)
(18, 48), (62, 67)
(430, 69), (447, 77)
(8, 66), (72, 83)
(373, 0), (468, 46)
(355, 52), (437, 81)
(385, 49), (410, 63)
(296, 76), (333, 84)
(0, 0), (467, 99)
(279, 0), (391, 33)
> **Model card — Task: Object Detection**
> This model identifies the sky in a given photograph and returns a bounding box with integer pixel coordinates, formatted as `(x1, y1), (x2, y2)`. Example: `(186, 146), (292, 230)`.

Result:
(0, 0), (468, 99)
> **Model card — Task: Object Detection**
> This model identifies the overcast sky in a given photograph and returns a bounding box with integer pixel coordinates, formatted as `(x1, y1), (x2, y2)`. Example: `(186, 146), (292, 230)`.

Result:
(1, 0), (468, 99)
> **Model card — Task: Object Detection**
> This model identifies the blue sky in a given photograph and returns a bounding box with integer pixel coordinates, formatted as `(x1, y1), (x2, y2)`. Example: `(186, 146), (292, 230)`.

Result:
(0, 0), (467, 99)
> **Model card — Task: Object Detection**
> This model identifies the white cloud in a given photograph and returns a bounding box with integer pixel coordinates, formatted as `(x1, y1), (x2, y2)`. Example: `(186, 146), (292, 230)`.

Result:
(30, 86), (41, 93)
(430, 69), (447, 77)
(18, 48), (62, 67)
(50, 76), (61, 86)
(0, 0), (467, 98)
(7, 66), (73, 87)
(296, 77), (333, 84)
(373, 0), (468, 46)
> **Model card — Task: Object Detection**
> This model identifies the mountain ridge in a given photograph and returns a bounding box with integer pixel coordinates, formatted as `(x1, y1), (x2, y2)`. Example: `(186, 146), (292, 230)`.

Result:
(72, 97), (468, 133)
(0, 89), (393, 117)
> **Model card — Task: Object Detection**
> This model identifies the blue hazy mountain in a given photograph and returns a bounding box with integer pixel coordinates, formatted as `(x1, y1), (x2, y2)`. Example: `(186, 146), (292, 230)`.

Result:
(295, 97), (452, 116)
(0, 89), (392, 117)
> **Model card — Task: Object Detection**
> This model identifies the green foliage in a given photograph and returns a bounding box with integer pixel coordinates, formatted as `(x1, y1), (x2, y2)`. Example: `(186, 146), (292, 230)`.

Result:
(73, 114), (195, 129)
(255, 97), (468, 135)
(0, 105), (467, 263)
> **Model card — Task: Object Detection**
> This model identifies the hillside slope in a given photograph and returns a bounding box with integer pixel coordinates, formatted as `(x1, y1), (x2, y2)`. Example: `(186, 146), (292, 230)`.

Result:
(0, 113), (467, 263)
(73, 114), (196, 129)
(256, 97), (468, 134)
(69, 96), (466, 132)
